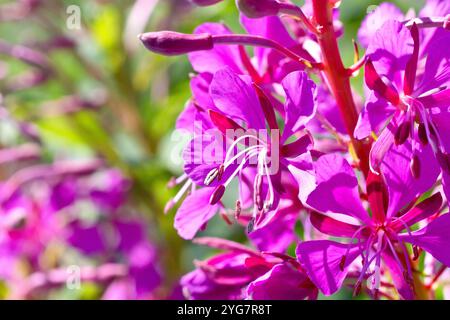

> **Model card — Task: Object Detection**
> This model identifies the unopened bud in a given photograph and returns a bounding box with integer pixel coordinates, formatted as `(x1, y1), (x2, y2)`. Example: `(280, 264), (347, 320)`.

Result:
(247, 217), (255, 234)
(254, 174), (264, 211)
(190, 0), (224, 6)
(139, 31), (213, 56)
(413, 245), (420, 261)
(236, 0), (280, 19)
(204, 167), (220, 186)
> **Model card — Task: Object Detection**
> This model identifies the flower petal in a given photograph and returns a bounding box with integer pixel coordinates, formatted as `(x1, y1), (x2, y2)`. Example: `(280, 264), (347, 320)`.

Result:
(306, 154), (370, 224)
(399, 213), (450, 267)
(381, 140), (440, 218)
(281, 71), (317, 140)
(247, 263), (317, 300)
(188, 23), (243, 74)
(174, 188), (220, 240)
(309, 212), (361, 238)
(390, 193), (443, 232)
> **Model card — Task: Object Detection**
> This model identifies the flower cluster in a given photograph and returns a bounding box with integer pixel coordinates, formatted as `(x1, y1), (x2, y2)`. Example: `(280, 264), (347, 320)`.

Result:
(142, 0), (450, 300)
(0, 1), (163, 299)
(0, 135), (162, 299)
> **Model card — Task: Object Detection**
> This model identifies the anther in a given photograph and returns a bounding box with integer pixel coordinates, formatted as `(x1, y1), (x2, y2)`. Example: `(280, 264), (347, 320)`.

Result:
(410, 154), (421, 179)
(247, 217), (255, 234)
(339, 255), (346, 271)
(209, 185), (226, 205)
(418, 123), (428, 145)
(394, 121), (411, 146)
(235, 200), (241, 220)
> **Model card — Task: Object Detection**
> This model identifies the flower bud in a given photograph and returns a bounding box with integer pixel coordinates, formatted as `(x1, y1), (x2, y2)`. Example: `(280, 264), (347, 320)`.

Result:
(236, 0), (280, 19)
(139, 31), (213, 56)
(190, 0), (224, 6)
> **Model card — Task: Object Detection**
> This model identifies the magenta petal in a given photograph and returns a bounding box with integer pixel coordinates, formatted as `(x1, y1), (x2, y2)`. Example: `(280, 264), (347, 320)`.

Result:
(357, 3), (404, 48)
(174, 188), (219, 240)
(210, 67), (265, 130)
(249, 206), (297, 253)
(416, 33), (450, 96)
(309, 212), (361, 238)
(381, 249), (414, 300)
(429, 103), (450, 152)
(306, 154), (370, 224)
(247, 263), (317, 300)
(188, 23), (242, 74)
(366, 20), (413, 89)
(399, 213), (450, 267)
(190, 73), (215, 110)
(390, 193), (443, 232)
(365, 59), (400, 106)
(281, 71), (317, 140)
(296, 240), (363, 296)
(381, 141), (440, 218)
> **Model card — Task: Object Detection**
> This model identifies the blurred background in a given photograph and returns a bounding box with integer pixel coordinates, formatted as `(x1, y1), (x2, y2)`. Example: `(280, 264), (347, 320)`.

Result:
(0, 0), (425, 299)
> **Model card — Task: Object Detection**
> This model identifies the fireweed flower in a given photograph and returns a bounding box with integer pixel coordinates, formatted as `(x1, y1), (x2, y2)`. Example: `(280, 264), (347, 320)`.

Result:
(355, 19), (450, 199)
(170, 68), (316, 240)
(181, 237), (317, 300)
(296, 149), (450, 299)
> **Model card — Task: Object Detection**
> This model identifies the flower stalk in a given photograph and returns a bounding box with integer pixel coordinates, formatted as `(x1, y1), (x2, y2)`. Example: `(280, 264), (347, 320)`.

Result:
(311, 0), (370, 176)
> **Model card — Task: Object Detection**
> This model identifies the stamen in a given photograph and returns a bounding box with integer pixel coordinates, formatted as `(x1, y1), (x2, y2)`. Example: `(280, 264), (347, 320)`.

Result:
(210, 184), (226, 205)
(224, 134), (263, 165)
(164, 179), (193, 214)
(212, 34), (322, 69)
(410, 154), (421, 179)
(235, 200), (241, 220)
(254, 173), (264, 211)
(394, 120), (411, 146)
(204, 167), (220, 186)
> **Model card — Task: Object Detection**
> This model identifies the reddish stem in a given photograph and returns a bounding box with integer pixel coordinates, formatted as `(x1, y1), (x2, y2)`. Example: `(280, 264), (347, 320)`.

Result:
(311, 0), (370, 176)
